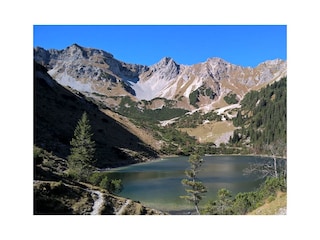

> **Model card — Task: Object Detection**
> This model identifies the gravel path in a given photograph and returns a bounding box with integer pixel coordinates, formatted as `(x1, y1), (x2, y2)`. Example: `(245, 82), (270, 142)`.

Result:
(89, 190), (104, 215)
(116, 199), (132, 215)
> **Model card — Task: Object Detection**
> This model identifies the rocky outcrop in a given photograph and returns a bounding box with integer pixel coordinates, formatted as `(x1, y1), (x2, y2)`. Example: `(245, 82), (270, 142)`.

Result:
(33, 150), (166, 215)
(34, 44), (287, 110)
(33, 180), (167, 215)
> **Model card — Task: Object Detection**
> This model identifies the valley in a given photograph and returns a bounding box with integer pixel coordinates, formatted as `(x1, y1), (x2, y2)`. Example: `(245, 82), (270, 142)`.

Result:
(33, 43), (287, 215)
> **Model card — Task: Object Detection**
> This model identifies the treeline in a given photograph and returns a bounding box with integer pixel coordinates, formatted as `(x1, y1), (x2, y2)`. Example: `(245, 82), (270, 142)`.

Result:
(189, 86), (216, 108)
(224, 92), (239, 105)
(230, 77), (287, 153)
(116, 96), (188, 123)
(152, 124), (198, 155)
(172, 111), (222, 128)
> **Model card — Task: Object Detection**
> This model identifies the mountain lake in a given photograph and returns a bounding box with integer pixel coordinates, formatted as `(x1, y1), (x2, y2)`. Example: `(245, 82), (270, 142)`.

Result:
(106, 155), (267, 214)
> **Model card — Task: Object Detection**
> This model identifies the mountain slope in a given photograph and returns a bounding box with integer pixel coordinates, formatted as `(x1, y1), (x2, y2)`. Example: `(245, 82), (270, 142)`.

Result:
(34, 62), (158, 168)
(34, 44), (287, 111)
(230, 76), (287, 152)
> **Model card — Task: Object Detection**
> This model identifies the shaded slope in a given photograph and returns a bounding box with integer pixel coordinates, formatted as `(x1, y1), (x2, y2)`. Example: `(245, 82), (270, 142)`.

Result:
(34, 62), (158, 168)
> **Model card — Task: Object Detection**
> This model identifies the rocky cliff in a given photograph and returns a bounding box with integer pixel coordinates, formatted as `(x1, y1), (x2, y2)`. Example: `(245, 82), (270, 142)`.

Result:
(34, 44), (287, 111)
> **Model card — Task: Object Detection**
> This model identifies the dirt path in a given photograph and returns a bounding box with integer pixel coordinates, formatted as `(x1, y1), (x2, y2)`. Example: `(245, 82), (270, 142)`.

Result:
(116, 199), (132, 215)
(89, 190), (104, 215)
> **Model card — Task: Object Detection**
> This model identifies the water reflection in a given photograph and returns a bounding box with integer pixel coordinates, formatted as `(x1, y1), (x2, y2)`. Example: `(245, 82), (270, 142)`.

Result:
(107, 155), (266, 213)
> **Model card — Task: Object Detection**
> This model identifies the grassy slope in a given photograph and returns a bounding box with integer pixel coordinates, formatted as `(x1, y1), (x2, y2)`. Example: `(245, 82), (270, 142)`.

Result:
(34, 62), (159, 168)
(179, 121), (235, 144)
(248, 192), (287, 215)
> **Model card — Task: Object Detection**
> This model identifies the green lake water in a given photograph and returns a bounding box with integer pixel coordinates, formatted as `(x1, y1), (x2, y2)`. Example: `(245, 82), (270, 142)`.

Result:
(107, 155), (266, 214)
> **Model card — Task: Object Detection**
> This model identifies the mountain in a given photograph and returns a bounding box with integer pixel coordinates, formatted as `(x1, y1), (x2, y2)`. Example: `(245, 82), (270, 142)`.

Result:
(34, 61), (158, 168)
(34, 44), (287, 111)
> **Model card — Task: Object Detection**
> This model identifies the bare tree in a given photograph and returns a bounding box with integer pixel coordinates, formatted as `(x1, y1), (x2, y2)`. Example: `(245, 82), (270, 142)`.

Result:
(244, 140), (286, 179)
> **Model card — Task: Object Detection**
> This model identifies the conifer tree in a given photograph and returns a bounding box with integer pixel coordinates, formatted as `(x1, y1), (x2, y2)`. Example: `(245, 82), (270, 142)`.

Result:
(68, 112), (96, 180)
(180, 154), (207, 214)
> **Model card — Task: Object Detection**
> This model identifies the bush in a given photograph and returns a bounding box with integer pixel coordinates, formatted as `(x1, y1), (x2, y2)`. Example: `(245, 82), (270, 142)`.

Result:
(88, 172), (123, 194)
(224, 93), (238, 104)
(34, 146), (47, 164)
(88, 172), (105, 185)
(204, 176), (287, 215)
(99, 176), (109, 189)
(189, 90), (199, 107)
(109, 179), (123, 194)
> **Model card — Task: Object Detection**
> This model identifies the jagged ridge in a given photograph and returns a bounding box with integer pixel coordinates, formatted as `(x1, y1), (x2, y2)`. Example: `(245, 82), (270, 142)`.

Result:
(34, 44), (287, 110)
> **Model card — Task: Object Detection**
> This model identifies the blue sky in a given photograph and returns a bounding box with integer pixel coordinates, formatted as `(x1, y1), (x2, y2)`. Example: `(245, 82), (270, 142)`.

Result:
(34, 25), (286, 67)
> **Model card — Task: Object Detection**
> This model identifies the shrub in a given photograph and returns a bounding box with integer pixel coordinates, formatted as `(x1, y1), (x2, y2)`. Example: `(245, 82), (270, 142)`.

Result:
(99, 176), (109, 189)
(224, 93), (239, 104)
(189, 90), (199, 108)
(88, 172), (105, 185)
(110, 179), (123, 194)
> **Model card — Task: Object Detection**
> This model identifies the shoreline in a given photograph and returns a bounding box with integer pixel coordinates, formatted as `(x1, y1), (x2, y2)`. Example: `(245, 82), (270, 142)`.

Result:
(98, 153), (286, 171)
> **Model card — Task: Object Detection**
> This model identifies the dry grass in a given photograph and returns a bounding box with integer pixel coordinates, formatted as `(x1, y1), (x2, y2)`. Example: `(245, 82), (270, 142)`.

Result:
(248, 192), (287, 215)
(179, 121), (235, 143)
(102, 109), (163, 151)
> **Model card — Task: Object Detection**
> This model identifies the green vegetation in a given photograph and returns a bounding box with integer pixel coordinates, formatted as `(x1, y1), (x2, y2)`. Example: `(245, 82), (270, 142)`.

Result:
(230, 77), (287, 154)
(88, 172), (123, 194)
(202, 176), (286, 215)
(202, 188), (233, 215)
(180, 154), (207, 215)
(153, 124), (198, 155)
(172, 111), (221, 128)
(67, 112), (96, 180)
(116, 96), (188, 122)
(109, 96), (198, 155)
(189, 86), (216, 107)
(223, 92), (239, 104)
(189, 89), (200, 107)
(66, 112), (124, 191)
(34, 180), (92, 214)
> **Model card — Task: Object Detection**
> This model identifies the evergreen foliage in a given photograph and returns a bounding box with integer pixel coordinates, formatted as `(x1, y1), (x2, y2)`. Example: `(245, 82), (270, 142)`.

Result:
(88, 172), (123, 193)
(189, 89), (200, 107)
(154, 125), (197, 155)
(202, 176), (286, 215)
(67, 112), (96, 180)
(172, 111), (221, 128)
(189, 86), (216, 108)
(180, 154), (207, 214)
(202, 188), (233, 215)
(231, 77), (287, 153)
(223, 92), (239, 104)
(117, 96), (188, 122)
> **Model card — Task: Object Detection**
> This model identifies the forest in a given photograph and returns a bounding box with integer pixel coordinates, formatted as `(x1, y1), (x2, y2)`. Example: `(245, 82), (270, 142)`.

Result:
(230, 77), (287, 154)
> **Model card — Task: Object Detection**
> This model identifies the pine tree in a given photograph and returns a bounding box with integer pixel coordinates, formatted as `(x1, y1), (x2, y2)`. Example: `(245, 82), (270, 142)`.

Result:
(180, 154), (207, 214)
(68, 112), (96, 180)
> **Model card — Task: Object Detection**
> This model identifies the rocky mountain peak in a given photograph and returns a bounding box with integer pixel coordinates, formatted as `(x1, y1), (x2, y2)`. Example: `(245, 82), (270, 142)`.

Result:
(207, 57), (228, 64)
(158, 56), (174, 65)
(63, 44), (114, 61)
(34, 44), (286, 110)
(149, 57), (180, 80)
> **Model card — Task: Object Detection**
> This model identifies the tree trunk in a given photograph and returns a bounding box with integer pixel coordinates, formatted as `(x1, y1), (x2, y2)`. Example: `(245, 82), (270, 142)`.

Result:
(273, 156), (278, 178)
(195, 203), (200, 215)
